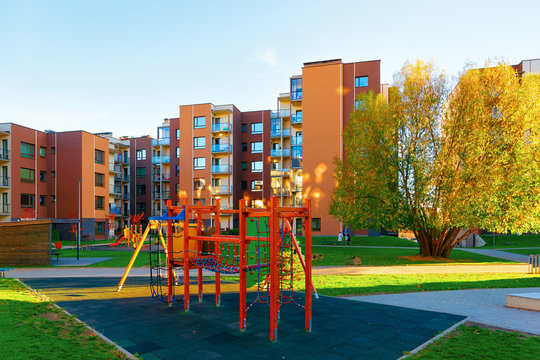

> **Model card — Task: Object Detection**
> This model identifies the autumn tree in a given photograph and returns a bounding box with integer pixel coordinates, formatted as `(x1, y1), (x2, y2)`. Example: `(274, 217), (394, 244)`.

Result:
(330, 60), (540, 257)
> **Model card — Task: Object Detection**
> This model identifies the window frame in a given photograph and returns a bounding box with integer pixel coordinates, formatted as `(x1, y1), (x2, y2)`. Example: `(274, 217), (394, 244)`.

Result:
(193, 157), (206, 170)
(95, 196), (104, 210)
(20, 168), (35, 183)
(193, 177), (206, 190)
(194, 116), (206, 129)
(251, 180), (263, 191)
(39, 146), (46, 158)
(251, 161), (263, 173)
(136, 149), (146, 160)
(251, 142), (263, 154)
(136, 167), (146, 177)
(20, 193), (35, 208)
(20, 142), (35, 159)
(95, 172), (104, 187)
(193, 136), (206, 149)
(251, 122), (263, 134)
(95, 149), (105, 164)
(312, 218), (321, 232)
(355, 76), (369, 88)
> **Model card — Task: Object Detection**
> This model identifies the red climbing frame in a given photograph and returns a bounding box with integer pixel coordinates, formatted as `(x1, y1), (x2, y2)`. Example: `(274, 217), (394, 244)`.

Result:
(164, 196), (313, 342)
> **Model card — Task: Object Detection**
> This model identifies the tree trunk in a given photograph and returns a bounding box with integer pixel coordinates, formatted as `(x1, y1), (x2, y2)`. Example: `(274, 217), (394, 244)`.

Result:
(413, 226), (471, 258)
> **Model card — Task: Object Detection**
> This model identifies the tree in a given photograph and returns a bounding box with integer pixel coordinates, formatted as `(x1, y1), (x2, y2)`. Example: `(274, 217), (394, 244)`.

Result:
(330, 60), (540, 257)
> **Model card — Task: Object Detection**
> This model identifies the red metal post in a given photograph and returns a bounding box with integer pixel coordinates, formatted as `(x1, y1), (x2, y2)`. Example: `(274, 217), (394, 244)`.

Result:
(238, 199), (247, 331)
(214, 198), (221, 307)
(304, 199), (312, 332)
(196, 201), (203, 303)
(269, 196), (279, 342)
(183, 198), (190, 312)
(167, 200), (174, 307)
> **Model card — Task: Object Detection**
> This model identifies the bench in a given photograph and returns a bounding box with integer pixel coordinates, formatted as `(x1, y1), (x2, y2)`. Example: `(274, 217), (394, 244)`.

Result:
(52, 241), (62, 261)
(0, 268), (13, 278)
(51, 250), (62, 261)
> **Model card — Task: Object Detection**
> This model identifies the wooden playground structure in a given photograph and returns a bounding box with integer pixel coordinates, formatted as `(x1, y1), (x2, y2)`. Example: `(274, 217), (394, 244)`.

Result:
(117, 196), (315, 342)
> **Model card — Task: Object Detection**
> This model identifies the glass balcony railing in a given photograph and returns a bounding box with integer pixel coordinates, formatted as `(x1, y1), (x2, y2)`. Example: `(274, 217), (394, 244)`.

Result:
(270, 109), (291, 119)
(270, 148), (291, 157)
(270, 167), (290, 177)
(123, 156), (129, 165)
(271, 187), (291, 196)
(291, 137), (302, 146)
(291, 90), (302, 101)
(0, 203), (10, 214)
(109, 162), (121, 173)
(211, 123), (232, 133)
(211, 144), (232, 153)
(109, 206), (121, 215)
(291, 183), (302, 192)
(0, 149), (10, 161)
(291, 113), (303, 124)
(0, 176), (9, 187)
(211, 185), (233, 195)
(152, 173), (170, 181)
(152, 138), (170, 147)
(211, 164), (232, 174)
(114, 174), (121, 181)
(270, 128), (291, 138)
(152, 191), (170, 199)
(291, 158), (302, 169)
(114, 154), (122, 163)
(152, 156), (170, 164)
(122, 174), (130, 182)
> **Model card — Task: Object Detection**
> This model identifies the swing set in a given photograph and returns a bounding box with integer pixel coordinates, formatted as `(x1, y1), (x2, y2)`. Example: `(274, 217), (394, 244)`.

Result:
(117, 196), (316, 342)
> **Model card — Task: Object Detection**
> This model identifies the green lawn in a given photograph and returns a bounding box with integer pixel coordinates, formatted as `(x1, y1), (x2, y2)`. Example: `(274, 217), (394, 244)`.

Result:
(503, 249), (540, 256)
(299, 235), (418, 247)
(60, 248), (151, 267)
(481, 233), (540, 249)
(411, 324), (540, 359)
(0, 279), (129, 359)
(306, 247), (513, 266)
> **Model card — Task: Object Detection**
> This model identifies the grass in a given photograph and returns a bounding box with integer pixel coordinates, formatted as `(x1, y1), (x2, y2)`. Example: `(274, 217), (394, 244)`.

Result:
(59, 248), (151, 267)
(481, 233), (540, 249)
(299, 235), (418, 247)
(0, 279), (129, 359)
(411, 324), (540, 359)
(503, 249), (540, 256)
(306, 247), (513, 266)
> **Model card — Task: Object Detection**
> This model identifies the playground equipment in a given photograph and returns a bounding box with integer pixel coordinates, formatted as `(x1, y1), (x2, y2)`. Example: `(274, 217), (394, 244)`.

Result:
(117, 196), (315, 342)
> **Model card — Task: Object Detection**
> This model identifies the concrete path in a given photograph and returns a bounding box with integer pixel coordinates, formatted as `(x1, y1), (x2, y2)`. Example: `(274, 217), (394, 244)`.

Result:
(51, 257), (113, 267)
(458, 248), (529, 263)
(313, 263), (529, 275)
(6, 267), (216, 279)
(348, 287), (540, 335)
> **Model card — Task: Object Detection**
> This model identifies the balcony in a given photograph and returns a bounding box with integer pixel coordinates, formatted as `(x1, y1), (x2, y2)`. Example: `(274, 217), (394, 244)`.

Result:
(152, 173), (170, 182)
(291, 113), (303, 124)
(152, 191), (170, 200)
(114, 174), (121, 181)
(291, 183), (302, 192)
(291, 90), (302, 101)
(152, 156), (170, 164)
(109, 163), (121, 173)
(270, 128), (291, 138)
(211, 122), (232, 133)
(270, 148), (291, 157)
(123, 210), (129, 217)
(291, 158), (302, 169)
(123, 156), (129, 165)
(0, 148), (10, 161)
(211, 143), (232, 154)
(0, 203), (9, 215)
(123, 190), (129, 198)
(0, 176), (9, 187)
(270, 109), (291, 118)
(211, 164), (232, 174)
(152, 138), (170, 147)
(211, 185), (232, 195)
(270, 168), (290, 177)
(111, 185), (121, 195)
(114, 154), (122, 163)
(293, 199), (303, 207)
(109, 206), (121, 216)
(122, 174), (130, 182)
(271, 187), (291, 196)
(291, 137), (302, 146)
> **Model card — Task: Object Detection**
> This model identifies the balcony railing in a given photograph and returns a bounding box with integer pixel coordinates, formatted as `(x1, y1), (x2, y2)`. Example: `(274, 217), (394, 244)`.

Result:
(271, 187), (291, 196)
(152, 173), (170, 181)
(0, 203), (9, 214)
(270, 167), (290, 177)
(152, 138), (170, 147)
(114, 174), (121, 181)
(211, 164), (232, 174)
(211, 122), (232, 133)
(211, 143), (232, 154)
(152, 156), (170, 164)
(211, 185), (232, 195)
(270, 148), (291, 157)
(0, 176), (9, 187)
(109, 163), (121, 173)
(291, 113), (303, 124)
(291, 158), (302, 169)
(291, 183), (302, 192)
(123, 156), (129, 164)
(122, 174), (130, 182)
(293, 199), (303, 207)
(114, 154), (122, 163)
(0, 149), (10, 161)
(270, 128), (291, 138)
(109, 206), (121, 215)
(123, 191), (129, 198)
(152, 191), (170, 200)
(270, 109), (291, 118)
(111, 185), (121, 195)
(291, 137), (303, 146)
(291, 90), (302, 101)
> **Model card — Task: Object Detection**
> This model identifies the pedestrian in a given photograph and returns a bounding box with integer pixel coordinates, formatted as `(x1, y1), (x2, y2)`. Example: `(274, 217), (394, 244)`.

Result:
(346, 232), (351, 246)
(338, 231), (343, 246)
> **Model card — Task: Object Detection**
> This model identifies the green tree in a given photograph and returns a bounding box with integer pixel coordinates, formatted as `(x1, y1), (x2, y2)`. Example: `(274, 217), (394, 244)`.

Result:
(331, 60), (540, 257)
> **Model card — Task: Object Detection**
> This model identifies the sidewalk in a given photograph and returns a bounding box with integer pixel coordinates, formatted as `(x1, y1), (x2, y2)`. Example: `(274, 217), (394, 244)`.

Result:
(458, 248), (530, 263)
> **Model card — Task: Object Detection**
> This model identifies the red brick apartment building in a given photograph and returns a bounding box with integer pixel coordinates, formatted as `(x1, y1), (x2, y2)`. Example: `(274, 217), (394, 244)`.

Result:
(0, 123), (128, 240)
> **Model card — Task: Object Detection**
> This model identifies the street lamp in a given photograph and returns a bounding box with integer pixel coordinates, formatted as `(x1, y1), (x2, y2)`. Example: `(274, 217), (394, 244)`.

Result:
(77, 179), (81, 260)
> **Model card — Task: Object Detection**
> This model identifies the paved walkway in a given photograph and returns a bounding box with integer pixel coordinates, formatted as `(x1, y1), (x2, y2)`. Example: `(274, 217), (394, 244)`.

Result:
(349, 287), (540, 335)
(6, 267), (216, 279)
(458, 248), (530, 263)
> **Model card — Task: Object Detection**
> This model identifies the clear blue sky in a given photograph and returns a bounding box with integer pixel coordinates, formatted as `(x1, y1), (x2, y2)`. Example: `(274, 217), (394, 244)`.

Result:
(1, 0), (539, 138)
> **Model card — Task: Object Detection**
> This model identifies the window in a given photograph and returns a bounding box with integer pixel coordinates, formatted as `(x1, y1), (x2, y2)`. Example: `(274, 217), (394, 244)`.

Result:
(251, 123), (263, 134)
(20, 168), (34, 183)
(176, 129), (180, 140)
(39, 195), (46, 206)
(39, 146), (46, 157)
(96, 222), (105, 235)
(251, 142), (263, 153)
(136, 184), (146, 195)
(51, 195), (55, 202)
(21, 194), (34, 207)
(194, 198), (205, 205)
(241, 161), (247, 171)
(355, 76), (368, 87)
(51, 171), (55, 178)
(241, 123), (247, 133)
(251, 180), (263, 191)
(176, 147), (179, 158)
(136, 202), (146, 214)
(21, 142), (34, 158)
(136, 149), (146, 160)
(241, 143), (247, 152)
(158, 126), (169, 140)
(312, 218), (321, 232)
(39, 171), (46, 182)
(51, 147), (56, 154)
(176, 184), (179, 193)
(193, 137), (206, 149)
(193, 178), (205, 190)
(241, 181), (247, 190)
(251, 161), (263, 173)
(194, 157), (206, 170)
(176, 165), (180, 176)
(355, 100), (365, 110)
(194, 116), (206, 129)
(291, 77), (302, 100)
(95, 149), (104, 164)
(95, 196), (104, 210)
(95, 172), (104, 187)
(136, 167), (146, 177)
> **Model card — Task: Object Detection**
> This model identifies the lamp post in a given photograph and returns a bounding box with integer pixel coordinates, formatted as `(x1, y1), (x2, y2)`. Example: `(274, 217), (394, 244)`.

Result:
(77, 179), (81, 260)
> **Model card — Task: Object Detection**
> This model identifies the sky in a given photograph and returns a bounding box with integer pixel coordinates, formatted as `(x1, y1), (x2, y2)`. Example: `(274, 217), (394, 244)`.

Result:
(1, 0), (539, 138)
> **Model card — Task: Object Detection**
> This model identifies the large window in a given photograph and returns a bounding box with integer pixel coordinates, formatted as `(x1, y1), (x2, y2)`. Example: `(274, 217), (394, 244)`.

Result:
(355, 76), (369, 87)
(251, 161), (263, 173)
(251, 123), (263, 134)
(194, 116), (206, 129)
(21, 194), (34, 208)
(251, 142), (263, 153)
(136, 149), (146, 160)
(193, 137), (206, 149)
(251, 180), (263, 191)
(194, 198), (205, 205)
(136, 167), (146, 177)
(21, 142), (34, 159)
(136, 184), (146, 195)
(95, 172), (104, 187)
(291, 78), (302, 100)
(95, 196), (104, 210)
(312, 218), (321, 232)
(20, 168), (34, 183)
(193, 178), (205, 190)
(96, 222), (105, 235)
(194, 157), (206, 170)
(95, 149), (104, 164)
(136, 202), (146, 214)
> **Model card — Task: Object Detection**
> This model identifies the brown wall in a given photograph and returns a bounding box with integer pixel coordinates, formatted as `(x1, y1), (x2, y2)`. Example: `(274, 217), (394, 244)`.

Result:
(0, 219), (51, 266)
(129, 136), (153, 220)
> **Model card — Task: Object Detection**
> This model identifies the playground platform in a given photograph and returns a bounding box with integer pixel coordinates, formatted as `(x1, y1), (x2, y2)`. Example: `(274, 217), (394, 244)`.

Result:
(23, 276), (465, 360)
